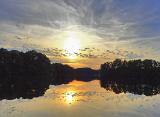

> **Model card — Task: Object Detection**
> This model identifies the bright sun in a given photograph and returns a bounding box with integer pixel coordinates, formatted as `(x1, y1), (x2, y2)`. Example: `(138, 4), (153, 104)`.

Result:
(64, 32), (80, 59)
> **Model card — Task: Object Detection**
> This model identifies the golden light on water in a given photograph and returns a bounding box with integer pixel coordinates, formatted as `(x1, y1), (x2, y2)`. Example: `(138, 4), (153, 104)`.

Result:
(65, 91), (76, 104)
(63, 81), (87, 105)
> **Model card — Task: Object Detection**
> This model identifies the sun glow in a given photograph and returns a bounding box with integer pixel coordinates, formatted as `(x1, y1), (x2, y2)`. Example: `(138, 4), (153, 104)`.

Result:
(64, 32), (81, 59)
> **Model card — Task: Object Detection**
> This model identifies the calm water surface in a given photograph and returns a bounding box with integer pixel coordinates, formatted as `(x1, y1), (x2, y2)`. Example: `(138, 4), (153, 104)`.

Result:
(0, 80), (160, 117)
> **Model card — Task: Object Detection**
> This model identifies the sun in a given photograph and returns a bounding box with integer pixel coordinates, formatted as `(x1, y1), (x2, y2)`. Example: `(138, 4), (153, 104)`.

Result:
(64, 32), (80, 59)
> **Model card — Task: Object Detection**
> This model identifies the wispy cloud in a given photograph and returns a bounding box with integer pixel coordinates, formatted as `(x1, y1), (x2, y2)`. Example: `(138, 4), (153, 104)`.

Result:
(0, 0), (160, 68)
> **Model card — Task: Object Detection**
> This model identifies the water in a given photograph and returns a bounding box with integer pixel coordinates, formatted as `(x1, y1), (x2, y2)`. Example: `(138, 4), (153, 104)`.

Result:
(0, 80), (160, 117)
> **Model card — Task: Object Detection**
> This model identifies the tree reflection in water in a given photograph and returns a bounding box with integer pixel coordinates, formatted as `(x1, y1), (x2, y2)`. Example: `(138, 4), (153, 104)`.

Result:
(101, 83), (160, 96)
(100, 59), (160, 96)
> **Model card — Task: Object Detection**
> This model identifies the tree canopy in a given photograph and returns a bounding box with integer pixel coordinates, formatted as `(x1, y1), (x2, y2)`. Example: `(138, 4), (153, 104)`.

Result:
(100, 59), (160, 96)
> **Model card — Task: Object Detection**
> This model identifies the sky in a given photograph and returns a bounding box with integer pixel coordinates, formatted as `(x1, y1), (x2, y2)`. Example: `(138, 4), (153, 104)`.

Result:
(0, 0), (160, 69)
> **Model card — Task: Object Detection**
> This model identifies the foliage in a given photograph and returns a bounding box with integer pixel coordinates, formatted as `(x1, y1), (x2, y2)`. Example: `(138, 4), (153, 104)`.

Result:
(0, 48), (98, 99)
(100, 59), (160, 96)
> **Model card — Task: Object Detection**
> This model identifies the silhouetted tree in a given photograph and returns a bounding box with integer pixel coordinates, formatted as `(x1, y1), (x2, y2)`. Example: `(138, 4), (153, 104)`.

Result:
(100, 59), (160, 96)
(0, 49), (51, 99)
(0, 48), (99, 100)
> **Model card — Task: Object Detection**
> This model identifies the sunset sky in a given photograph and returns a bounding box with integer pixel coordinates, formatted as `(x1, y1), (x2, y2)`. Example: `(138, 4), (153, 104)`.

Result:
(0, 0), (160, 69)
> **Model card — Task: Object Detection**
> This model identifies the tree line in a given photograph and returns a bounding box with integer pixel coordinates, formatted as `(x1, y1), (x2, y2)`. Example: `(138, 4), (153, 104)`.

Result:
(100, 59), (160, 96)
(0, 48), (98, 100)
(1, 48), (160, 99)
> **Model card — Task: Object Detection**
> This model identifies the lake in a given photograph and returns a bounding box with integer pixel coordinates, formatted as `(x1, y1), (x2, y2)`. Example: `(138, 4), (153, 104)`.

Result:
(0, 80), (160, 117)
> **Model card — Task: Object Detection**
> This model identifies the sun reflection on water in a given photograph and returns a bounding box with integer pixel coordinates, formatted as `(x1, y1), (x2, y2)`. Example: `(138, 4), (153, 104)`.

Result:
(65, 91), (76, 105)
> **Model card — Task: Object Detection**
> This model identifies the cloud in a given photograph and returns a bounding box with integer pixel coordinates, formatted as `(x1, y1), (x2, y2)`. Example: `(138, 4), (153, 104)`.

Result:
(0, 0), (160, 68)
